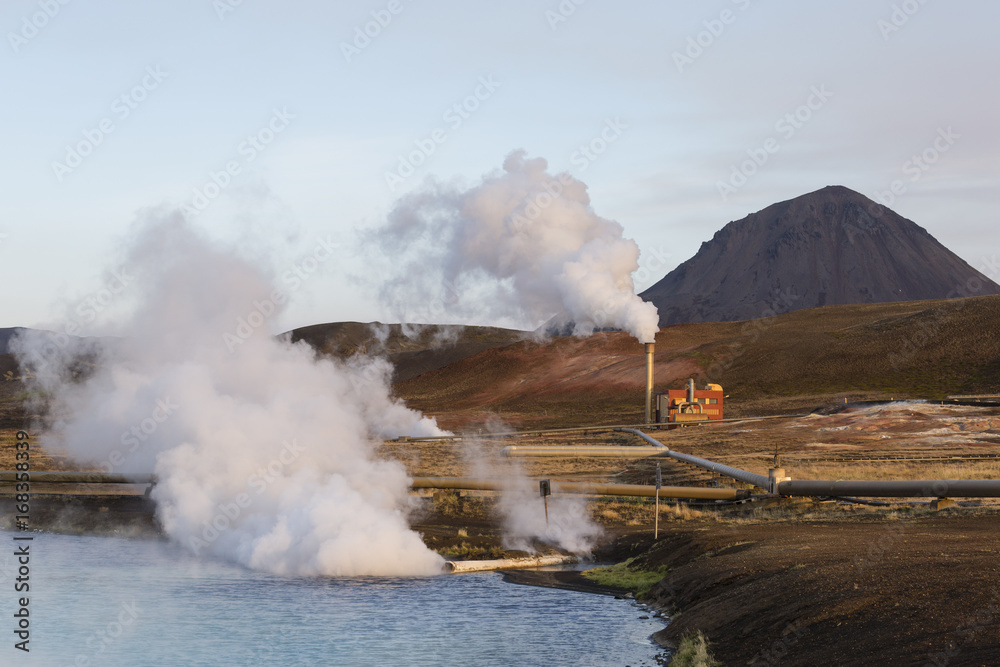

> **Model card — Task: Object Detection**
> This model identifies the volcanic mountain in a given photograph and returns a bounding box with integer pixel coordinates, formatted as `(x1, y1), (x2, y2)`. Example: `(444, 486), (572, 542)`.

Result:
(640, 185), (1000, 325)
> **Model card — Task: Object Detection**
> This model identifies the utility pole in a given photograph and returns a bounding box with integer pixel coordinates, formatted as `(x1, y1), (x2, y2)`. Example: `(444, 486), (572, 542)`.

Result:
(539, 480), (551, 526)
(654, 464), (661, 539)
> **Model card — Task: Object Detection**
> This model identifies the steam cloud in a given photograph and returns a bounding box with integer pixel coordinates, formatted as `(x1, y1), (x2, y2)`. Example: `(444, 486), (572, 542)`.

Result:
(464, 423), (602, 554)
(14, 213), (446, 576)
(373, 151), (660, 343)
(496, 475), (602, 554)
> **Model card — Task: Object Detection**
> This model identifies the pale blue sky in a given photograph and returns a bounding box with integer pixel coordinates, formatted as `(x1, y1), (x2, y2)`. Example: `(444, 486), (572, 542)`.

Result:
(2, 0), (997, 331)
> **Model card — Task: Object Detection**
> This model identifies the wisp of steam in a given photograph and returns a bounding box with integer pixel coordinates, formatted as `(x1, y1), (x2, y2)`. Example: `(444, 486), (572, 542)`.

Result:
(497, 476), (602, 555)
(373, 150), (660, 343)
(14, 213), (446, 576)
(463, 422), (602, 555)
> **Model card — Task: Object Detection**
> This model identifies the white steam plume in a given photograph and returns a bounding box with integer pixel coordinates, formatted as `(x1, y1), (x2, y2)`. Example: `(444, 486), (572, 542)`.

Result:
(14, 213), (445, 576)
(496, 474), (603, 555)
(372, 150), (659, 343)
(464, 421), (602, 554)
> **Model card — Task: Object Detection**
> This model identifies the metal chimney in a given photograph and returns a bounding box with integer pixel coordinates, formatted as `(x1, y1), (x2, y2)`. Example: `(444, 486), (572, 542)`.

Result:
(644, 343), (655, 423)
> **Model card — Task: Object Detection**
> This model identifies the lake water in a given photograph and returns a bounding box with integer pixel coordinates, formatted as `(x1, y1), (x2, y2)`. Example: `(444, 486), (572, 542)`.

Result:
(3, 531), (668, 666)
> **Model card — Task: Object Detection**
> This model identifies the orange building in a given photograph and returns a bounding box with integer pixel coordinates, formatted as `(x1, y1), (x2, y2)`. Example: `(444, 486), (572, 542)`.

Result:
(655, 378), (724, 426)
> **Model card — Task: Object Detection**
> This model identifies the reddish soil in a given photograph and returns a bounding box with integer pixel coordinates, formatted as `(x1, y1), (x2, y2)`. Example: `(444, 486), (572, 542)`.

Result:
(397, 295), (1000, 431)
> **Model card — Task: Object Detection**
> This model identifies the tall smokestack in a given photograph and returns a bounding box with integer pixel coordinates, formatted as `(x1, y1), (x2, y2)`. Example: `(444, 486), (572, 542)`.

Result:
(644, 343), (655, 423)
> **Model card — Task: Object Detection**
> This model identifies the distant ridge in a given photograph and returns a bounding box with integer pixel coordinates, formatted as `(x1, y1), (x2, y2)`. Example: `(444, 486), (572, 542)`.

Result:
(287, 321), (527, 382)
(640, 186), (1000, 325)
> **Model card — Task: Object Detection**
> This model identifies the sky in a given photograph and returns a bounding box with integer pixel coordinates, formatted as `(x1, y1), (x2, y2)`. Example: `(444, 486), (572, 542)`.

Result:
(2, 0), (997, 333)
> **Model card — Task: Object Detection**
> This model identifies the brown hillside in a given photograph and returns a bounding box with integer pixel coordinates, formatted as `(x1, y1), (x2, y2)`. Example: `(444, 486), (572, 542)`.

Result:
(287, 321), (527, 382)
(396, 295), (1000, 430)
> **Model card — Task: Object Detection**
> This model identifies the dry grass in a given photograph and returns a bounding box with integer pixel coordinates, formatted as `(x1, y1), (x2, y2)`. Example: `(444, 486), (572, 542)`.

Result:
(671, 631), (721, 667)
(593, 498), (705, 526)
(379, 431), (646, 479)
(0, 428), (71, 472)
(392, 402), (1000, 494)
(426, 491), (493, 519)
(437, 541), (506, 559)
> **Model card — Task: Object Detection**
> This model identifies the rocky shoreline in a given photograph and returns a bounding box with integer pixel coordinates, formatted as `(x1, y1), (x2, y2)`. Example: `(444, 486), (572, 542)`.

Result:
(569, 514), (1000, 666)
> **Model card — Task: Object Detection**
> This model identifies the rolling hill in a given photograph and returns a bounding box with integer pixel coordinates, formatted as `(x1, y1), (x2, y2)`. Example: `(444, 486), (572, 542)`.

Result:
(395, 295), (1000, 429)
(286, 321), (528, 382)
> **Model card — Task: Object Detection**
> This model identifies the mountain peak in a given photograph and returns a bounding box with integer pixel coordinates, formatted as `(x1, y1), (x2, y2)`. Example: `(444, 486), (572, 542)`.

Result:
(640, 187), (999, 325)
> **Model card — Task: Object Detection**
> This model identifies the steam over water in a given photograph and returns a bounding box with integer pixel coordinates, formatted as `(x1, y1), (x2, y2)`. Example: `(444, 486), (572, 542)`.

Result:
(464, 430), (603, 554)
(14, 214), (447, 576)
(373, 151), (660, 343)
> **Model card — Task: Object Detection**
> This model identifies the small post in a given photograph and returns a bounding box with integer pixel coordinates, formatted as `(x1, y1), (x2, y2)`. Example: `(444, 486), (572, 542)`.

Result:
(539, 479), (551, 526)
(654, 464), (661, 540)
(767, 467), (786, 495)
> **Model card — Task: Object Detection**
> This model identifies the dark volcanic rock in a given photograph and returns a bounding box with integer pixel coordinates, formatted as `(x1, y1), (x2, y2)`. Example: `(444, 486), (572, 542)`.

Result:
(640, 185), (1000, 325)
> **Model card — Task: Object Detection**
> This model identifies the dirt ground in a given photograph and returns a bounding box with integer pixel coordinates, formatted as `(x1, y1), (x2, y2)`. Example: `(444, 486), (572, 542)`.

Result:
(374, 401), (1000, 666)
(381, 401), (1000, 494)
(413, 494), (1000, 666)
(612, 511), (1000, 667)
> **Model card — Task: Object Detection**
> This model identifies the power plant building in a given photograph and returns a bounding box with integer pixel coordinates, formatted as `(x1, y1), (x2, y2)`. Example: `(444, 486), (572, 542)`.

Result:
(655, 379), (724, 425)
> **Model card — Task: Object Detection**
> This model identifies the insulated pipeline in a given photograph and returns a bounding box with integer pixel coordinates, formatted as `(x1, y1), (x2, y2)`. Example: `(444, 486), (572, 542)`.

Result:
(0, 471), (157, 484)
(500, 445), (663, 458)
(618, 429), (772, 489)
(444, 555), (578, 573)
(778, 479), (1000, 498)
(0, 472), (745, 499)
(410, 477), (748, 500)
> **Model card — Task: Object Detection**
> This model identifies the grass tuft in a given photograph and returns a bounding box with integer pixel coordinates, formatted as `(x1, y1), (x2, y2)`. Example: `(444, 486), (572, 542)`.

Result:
(582, 557), (669, 597)
(437, 542), (505, 560)
(671, 631), (720, 667)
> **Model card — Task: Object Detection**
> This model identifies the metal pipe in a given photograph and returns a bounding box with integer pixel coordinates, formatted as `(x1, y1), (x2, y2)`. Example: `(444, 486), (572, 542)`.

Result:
(0, 471), (156, 484)
(0, 471), (742, 499)
(619, 429), (772, 489)
(500, 445), (663, 458)
(410, 477), (747, 500)
(396, 413), (812, 442)
(553, 482), (744, 500)
(645, 342), (655, 424)
(412, 477), (505, 491)
(662, 450), (772, 490)
(445, 555), (578, 573)
(778, 479), (1000, 498)
(946, 394), (1000, 400)
(614, 429), (667, 449)
(687, 377), (695, 404)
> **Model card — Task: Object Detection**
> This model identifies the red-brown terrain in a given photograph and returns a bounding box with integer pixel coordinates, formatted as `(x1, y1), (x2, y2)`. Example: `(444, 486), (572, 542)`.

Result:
(395, 294), (1000, 431)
